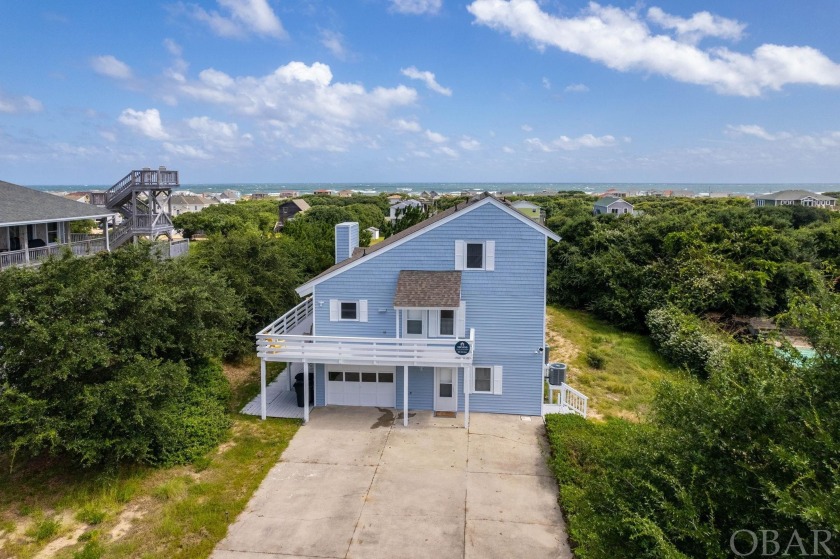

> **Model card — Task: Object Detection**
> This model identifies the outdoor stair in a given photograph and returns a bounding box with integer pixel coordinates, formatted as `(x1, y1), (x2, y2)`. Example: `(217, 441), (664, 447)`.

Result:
(104, 168), (179, 247)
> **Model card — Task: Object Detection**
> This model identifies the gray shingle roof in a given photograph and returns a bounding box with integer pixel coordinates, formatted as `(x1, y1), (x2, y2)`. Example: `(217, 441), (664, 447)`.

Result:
(0, 180), (115, 226)
(394, 271), (462, 308)
(756, 190), (836, 201)
(595, 196), (627, 207)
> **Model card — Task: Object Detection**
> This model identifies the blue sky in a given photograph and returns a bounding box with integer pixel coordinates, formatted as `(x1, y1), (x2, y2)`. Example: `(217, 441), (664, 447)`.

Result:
(1, 0), (839, 185)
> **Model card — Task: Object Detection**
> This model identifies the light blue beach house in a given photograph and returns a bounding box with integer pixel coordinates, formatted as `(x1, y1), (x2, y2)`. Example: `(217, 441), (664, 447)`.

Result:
(254, 194), (586, 427)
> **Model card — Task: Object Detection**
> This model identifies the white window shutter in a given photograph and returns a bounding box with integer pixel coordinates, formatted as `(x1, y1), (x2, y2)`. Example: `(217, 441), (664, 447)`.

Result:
(485, 240), (495, 271)
(428, 310), (439, 337)
(456, 301), (466, 338)
(454, 240), (465, 270)
(493, 365), (503, 395)
(359, 300), (368, 322)
(329, 299), (339, 321)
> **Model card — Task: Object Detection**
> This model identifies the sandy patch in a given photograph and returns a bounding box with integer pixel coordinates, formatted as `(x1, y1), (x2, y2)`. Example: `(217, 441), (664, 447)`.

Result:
(33, 512), (86, 559)
(109, 503), (147, 542)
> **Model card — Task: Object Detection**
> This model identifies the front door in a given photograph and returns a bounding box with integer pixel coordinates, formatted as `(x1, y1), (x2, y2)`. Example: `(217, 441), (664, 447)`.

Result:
(434, 367), (457, 412)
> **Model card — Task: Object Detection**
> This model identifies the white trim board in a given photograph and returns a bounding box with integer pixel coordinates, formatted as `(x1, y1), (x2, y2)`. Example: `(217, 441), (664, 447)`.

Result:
(296, 196), (560, 296)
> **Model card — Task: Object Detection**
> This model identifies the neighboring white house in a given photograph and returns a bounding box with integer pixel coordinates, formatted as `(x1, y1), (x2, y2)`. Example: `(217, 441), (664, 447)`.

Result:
(594, 196), (635, 215)
(754, 190), (837, 209)
(389, 199), (426, 222)
(169, 195), (219, 216)
(366, 226), (380, 240)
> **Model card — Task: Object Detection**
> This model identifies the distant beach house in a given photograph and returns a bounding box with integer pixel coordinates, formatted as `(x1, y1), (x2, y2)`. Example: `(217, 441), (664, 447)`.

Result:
(511, 200), (545, 225)
(387, 194), (403, 205)
(366, 226), (380, 240)
(338, 189), (354, 198)
(275, 199), (311, 231)
(278, 190), (299, 199)
(753, 190), (837, 209)
(314, 189), (333, 196)
(598, 188), (629, 198)
(222, 189), (241, 201)
(594, 197), (635, 216)
(169, 194), (218, 216)
(389, 199), (426, 222)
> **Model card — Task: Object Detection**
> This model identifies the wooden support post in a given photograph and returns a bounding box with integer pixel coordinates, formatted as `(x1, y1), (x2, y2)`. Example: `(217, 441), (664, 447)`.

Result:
(22, 228), (29, 265)
(104, 219), (110, 252)
(403, 366), (408, 427)
(260, 358), (267, 420)
(303, 360), (310, 424)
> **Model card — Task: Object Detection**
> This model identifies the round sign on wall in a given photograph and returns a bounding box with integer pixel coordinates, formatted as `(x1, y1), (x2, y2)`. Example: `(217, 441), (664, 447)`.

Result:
(454, 341), (471, 356)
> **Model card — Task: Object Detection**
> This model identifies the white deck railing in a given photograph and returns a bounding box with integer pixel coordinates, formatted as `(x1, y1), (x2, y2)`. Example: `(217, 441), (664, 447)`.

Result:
(544, 383), (588, 418)
(0, 238), (109, 271)
(256, 298), (475, 367)
(260, 297), (314, 337)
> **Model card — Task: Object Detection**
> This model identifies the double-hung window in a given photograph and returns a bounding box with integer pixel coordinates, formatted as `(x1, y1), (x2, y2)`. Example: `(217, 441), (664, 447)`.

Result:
(472, 365), (502, 394)
(466, 243), (484, 269)
(474, 367), (492, 393)
(340, 301), (357, 320)
(405, 310), (424, 336)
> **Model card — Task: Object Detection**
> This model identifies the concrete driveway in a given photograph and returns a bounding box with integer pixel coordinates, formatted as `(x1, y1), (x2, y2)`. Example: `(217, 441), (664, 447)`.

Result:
(212, 407), (573, 559)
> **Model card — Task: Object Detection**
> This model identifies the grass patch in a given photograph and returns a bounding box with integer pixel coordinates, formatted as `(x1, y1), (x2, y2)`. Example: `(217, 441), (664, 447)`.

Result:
(0, 358), (299, 559)
(546, 306), (687, 419)
(25, 514), (60, 542)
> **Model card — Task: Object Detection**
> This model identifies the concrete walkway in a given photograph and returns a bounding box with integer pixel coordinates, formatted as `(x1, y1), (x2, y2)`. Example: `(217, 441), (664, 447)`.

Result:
(212, 407), (573, 559)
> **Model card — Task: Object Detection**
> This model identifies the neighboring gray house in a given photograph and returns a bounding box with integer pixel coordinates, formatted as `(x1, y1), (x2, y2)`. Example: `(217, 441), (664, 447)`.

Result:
(275, 198), (311, 231)
(594, 196), (635, 215)
(389, 199), (426, 222)
(1, 180), (116, 269)
(754, 190), (837, 209)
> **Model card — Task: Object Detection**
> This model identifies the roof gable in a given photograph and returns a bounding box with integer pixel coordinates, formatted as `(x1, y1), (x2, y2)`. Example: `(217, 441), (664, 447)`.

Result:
(296, 194), (560, 296)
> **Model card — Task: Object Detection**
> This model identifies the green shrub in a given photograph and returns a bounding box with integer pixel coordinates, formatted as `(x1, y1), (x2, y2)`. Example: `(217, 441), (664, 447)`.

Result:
(0, 246), (242, 468)
(76, 505), (106, 526)
(645, 305), (727, 377)
(584, 350), (606, 369)
(73, 538), (104, 559)
(26, 515), (60, 542)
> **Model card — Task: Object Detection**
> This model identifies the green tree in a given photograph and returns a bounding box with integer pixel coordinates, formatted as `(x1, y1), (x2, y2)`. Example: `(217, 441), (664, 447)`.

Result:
(0, 245), (244, 467)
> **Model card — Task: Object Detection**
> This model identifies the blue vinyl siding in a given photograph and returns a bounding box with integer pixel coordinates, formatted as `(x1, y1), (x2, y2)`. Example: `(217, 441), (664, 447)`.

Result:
(315, 364), (325, 407)
(313, 201), (547, 416)
(394, 366), (435, 410)
(335, 222), (358, 264)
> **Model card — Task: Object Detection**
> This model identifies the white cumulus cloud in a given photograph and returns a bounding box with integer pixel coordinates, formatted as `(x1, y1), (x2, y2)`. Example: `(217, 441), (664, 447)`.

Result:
(467, 0), (840, 96)
(163, 142), (211, 159)
(565, 83), (589, 93)
(188, 0), (286, 39)
(91, 55), (133, 80)
(647, 7), (745, 44)
(459, 136), (481, 150)
(525, 134), (618, 151)
(320, 30), (349, 60)
(726, 124), (840, 150)
(118, 108), (170, 140)
(390, 0), (442, 15)
(436, 146), (459, 158)
(401, 66), (452, 96)
(0, 90), (43, 114)
(424, 129), (448, 143)
(177, 61), (417, 152)
(393, 118), (423, 132)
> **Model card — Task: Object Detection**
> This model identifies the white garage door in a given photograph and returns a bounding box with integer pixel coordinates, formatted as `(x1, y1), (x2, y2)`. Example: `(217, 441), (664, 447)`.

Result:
(327, 366), (395, 407)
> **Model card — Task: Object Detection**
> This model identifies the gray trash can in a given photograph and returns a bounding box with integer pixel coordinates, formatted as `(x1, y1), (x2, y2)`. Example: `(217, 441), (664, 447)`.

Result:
(548, 363), (566, 386)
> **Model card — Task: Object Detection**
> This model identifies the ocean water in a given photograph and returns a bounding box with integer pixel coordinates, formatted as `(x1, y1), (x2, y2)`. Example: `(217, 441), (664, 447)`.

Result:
(28, 182), (840, 197)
